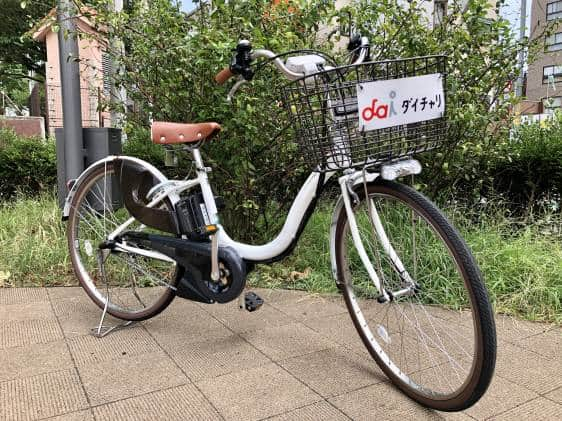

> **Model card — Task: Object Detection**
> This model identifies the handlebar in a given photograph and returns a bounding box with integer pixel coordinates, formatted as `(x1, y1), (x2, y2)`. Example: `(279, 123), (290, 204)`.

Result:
(215, 36), (370, 100)
(214, 48), (304, 86)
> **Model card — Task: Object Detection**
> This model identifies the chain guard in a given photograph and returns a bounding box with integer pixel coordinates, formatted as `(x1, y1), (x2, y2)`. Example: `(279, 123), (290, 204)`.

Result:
(120, 232), (246, 304)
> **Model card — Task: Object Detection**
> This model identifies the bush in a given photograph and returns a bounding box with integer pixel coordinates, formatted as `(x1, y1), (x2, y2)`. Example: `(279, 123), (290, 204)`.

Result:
(0, 128), (56, 200)
(488, 115), (562, 212)
(85, 0), (522, 240)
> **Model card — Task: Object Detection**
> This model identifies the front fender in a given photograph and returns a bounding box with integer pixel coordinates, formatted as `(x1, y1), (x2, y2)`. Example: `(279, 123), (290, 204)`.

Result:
(329, 171), (380, 286)
(329, 195), (345, 286)
(61, 155), (172, 220)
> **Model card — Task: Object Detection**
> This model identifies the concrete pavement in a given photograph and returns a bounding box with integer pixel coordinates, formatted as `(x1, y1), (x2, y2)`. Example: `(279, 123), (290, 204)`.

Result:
(0, 287), (560, 420)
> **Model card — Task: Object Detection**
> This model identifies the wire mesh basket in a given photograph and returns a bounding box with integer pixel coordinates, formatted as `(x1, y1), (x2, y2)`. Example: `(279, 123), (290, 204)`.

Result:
(280, 55), (447, 171)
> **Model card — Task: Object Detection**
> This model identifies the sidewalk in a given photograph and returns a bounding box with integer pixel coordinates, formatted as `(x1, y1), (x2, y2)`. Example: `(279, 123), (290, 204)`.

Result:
(0, 287), (560, 420)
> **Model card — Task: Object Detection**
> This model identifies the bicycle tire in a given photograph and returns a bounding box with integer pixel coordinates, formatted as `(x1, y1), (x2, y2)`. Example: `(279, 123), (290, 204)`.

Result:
(67, 161), (180, 321)
(334, 179), (496, 411)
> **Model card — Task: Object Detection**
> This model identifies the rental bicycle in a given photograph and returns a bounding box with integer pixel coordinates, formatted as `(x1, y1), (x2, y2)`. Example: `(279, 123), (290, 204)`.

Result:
(63, 36), (496, 411)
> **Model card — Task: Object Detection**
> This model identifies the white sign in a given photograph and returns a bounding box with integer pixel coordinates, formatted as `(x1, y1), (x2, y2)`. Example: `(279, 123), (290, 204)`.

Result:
(356, 73), (445, 131)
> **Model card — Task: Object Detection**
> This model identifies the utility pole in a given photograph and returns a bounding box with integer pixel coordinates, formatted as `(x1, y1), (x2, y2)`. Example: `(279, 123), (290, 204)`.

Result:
(516, 0), (527, 97)
(57, 0), (83, 182)
(109, 0), (125, 130)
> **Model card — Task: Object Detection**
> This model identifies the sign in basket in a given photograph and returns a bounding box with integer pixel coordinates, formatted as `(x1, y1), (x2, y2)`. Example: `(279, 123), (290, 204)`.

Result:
(356, 73), (445, 131)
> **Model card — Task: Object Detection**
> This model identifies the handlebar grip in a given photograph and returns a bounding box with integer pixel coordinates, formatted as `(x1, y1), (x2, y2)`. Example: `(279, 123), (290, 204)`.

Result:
(215, 67), (234, 85)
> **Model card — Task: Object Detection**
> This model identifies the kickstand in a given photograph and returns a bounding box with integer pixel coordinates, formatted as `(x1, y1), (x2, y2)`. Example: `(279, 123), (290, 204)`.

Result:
(90, 298), (136, 338)
(91, 249), (136, 338)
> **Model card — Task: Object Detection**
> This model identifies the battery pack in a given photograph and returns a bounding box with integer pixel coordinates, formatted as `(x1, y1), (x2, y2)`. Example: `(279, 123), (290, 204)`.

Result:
(175, 192), (210, 239)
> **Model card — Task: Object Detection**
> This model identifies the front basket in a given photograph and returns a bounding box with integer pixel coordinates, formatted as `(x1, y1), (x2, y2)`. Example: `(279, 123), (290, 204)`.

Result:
(280, 55), (448, 171)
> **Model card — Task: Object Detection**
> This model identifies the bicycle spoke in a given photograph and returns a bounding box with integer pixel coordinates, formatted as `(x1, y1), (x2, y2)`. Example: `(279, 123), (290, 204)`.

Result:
(68, 163), (177, 318)
(339, 186), (483, 400)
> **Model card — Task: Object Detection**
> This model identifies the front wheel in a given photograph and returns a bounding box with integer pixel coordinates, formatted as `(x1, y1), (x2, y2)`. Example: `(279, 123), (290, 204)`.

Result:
(334, 179), (496, 411)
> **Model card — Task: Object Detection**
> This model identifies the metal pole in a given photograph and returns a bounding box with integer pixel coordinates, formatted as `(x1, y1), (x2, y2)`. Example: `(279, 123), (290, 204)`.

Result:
(516, 0), (527, 97)
(109, 0), (124, 130)
(57, 0), (83, 181)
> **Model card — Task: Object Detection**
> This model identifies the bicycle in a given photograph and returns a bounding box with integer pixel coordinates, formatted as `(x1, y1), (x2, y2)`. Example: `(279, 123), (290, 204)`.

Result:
(63, 36), (496, 411)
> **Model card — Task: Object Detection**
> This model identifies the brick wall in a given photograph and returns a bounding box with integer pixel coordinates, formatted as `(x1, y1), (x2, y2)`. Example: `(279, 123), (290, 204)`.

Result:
(0, 116), (46, 138)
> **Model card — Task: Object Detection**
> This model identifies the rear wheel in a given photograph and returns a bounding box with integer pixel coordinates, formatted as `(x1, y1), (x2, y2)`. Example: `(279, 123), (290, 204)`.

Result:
(67, 161), (180, 321)
(334, 180), (496, 411)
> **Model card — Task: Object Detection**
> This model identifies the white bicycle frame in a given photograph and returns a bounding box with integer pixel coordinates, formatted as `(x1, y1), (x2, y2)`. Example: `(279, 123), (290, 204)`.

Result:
(62, 41), (421, 299)
(63, 150), (421, 299)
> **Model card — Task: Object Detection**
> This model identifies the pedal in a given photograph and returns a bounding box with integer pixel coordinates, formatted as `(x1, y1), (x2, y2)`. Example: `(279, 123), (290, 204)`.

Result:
(244, 291), (264, 312)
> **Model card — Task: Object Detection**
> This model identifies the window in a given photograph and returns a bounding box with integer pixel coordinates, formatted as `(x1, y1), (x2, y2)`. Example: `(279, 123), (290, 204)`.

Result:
(547, 1), (562, 21)
(543, 65), (562, 84)
(546, 32), (562, 51)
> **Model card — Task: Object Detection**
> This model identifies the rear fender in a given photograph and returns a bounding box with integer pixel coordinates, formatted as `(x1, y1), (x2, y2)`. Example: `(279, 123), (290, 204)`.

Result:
(61, 155), (174, 220)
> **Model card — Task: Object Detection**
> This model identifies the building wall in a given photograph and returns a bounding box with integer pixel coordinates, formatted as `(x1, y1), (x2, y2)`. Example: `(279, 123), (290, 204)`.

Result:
(43, 21), (111, 135)
(0, 117), (45, 138)
(527, 0), (562, 104)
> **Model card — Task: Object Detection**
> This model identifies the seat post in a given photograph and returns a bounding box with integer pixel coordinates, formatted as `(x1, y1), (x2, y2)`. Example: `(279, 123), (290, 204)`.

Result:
(192, 148), (219, 224)
(192, 147), (205, 171)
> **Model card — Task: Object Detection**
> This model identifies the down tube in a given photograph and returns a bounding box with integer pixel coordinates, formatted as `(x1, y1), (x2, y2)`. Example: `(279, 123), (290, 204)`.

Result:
(217, 171), (330, 262)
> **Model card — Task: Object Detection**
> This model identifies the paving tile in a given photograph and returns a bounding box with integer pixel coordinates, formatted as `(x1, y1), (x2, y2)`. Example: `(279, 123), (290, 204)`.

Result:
(56, 311), (124, 339)
(47, 287), (86, 301)
(0, 369), (88, 420)
(304, 313), (367, 353)
(0, 287), (559, 420)
(250, 288), (314, 304)
(329, 382), (472, 420)
(197, 363), (321, 421)
(464, 374), (538, 420)
(546, 386), (562, 404)
(0, 340), (73, 382)
(92, 384), (221, 420)
(270, 293), (347, 321)
(143, 299), (232, 348)
(0, 287), (49, 305)
(78, 351), (188, 406)
(67, 326), (160, 366)
(516, 328), (562, 361)
(48, 410), (95, 421)
(201, 301), (294, 333)
(0, 319), (63, 349)
(493, 314), (556, 345)
(0, 302), (55, 321)
(241, 322), (335, 361)
(489, 397), (562, 420)
(279, 347), (386, 398)
(495, 342), (562, 394)
(266, 401), (350, 421)
(49, 295), (101, 318)
(165, 333), (270, 381)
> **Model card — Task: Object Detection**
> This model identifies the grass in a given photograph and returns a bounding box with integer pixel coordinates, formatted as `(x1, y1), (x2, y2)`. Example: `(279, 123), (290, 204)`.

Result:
(249, 203), (562, 324)
(0, 195), (74, 287)
(0, 194), (560, 324)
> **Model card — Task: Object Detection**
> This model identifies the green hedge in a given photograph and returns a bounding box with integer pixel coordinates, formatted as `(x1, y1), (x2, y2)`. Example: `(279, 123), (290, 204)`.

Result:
(488, 116), (562, 210)
(0, 128), (56, 200)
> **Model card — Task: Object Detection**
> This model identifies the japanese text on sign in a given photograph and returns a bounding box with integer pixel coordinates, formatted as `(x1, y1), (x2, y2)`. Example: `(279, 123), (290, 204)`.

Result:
(356, 73), (445, 131)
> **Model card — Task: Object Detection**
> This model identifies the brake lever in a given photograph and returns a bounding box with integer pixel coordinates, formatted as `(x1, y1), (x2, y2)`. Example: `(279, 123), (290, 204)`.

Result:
(227, 77), (247, 103)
